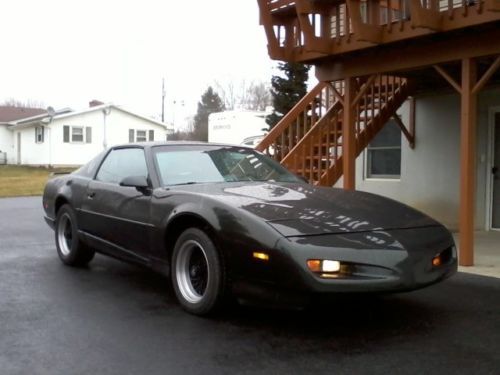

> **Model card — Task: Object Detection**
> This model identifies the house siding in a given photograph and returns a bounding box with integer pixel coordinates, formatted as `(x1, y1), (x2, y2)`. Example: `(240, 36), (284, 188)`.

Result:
(0, 125), (14, 164)
(335, 87), (500, 231)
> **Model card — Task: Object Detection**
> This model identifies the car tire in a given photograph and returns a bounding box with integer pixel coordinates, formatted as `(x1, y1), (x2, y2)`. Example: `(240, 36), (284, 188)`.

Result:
(55, 204), (95, 267)
(171, 228), (225, 315)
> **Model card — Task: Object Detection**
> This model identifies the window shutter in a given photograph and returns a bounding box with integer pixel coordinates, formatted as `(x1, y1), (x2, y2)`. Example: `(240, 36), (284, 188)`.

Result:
(41, 127), (44, 143)
(129, 129), (134, 143)
(63, 126), (70, 143)
(86, 127), (92, 143)
(35, 127), (38, 143)
(148, 130), (154, 141)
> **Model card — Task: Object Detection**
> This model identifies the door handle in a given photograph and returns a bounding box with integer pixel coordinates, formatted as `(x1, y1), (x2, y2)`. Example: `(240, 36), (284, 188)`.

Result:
(87, 192), (96, 199)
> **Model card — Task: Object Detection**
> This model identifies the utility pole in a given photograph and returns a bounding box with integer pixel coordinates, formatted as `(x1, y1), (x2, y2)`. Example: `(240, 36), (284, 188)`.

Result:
(161, 78), (166, 123)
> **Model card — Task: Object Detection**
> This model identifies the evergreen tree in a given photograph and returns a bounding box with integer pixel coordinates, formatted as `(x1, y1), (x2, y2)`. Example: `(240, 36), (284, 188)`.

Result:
(266, 62), (310, 129)
(193, 86), (225, 141)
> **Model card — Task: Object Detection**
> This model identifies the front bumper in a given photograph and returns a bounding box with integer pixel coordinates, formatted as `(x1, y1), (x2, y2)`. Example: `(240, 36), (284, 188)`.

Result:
(233, 226), (457, 302)
(280, 226), (457, 293)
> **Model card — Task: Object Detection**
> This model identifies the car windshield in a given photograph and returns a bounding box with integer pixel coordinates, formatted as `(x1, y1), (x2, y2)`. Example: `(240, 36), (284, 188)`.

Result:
(153, 145), (302, 186)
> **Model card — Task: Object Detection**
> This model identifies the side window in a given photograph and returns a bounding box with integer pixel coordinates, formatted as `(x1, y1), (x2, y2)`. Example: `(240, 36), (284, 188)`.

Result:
(96, 148), (148, 184)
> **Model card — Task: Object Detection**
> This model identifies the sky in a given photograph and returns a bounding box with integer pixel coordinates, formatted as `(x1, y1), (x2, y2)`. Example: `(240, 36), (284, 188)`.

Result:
(0, 0), (294, 130)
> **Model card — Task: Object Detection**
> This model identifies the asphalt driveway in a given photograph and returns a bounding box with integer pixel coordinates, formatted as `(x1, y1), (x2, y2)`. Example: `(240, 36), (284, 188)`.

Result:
(0, 196), (499, 375)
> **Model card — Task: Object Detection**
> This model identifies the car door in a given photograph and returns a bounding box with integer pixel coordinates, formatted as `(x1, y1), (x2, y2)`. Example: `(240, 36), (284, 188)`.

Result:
(79, 147), (153, 262)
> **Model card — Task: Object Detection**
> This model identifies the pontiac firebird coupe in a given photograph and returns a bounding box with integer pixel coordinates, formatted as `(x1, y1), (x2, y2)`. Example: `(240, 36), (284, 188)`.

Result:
(43, 142), (457, 315)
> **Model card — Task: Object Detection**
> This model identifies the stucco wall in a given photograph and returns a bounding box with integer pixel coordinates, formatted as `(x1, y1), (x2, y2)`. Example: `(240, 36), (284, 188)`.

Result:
(14, 108), (167, 166)
(339, 87), (500, 231)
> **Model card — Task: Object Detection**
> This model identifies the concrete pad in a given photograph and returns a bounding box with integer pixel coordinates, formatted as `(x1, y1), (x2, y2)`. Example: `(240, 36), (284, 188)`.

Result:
(455, 231), (500, 278)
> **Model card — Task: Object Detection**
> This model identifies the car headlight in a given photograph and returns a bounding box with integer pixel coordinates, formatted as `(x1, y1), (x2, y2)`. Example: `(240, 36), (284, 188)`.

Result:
(307, 259), (341, 277)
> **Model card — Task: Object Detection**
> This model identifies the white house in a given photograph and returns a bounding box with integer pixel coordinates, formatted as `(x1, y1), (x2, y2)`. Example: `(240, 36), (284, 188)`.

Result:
(2, 102), (173, 166)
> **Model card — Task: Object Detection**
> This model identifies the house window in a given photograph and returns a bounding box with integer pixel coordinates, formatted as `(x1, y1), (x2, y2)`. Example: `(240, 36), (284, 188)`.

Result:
(366, 119), (401, 179)
(129, 129), (155, 142)
(35, 126), (44, 143)
(72, 127), (84, 142)
(63, 125), (92, 144)
(136, 130), (147, 142)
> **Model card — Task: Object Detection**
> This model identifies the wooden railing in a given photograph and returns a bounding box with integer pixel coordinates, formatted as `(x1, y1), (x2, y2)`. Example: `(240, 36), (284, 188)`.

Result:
(256, 81), (336, 160)
(256, 75), (410, 186)
(258, 0), (499, 62)
(320, 75), (410, 185)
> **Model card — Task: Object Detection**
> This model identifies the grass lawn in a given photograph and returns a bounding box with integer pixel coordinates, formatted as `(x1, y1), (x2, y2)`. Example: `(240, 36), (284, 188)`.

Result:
(0, 165), (76, 198)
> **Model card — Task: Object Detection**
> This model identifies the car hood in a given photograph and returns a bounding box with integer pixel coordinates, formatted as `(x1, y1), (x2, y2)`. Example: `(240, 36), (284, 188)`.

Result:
(170, 182), (441, 237)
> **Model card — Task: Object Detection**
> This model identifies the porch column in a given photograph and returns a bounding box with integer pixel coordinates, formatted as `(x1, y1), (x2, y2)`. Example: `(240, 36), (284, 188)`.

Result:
(343, 77), (356, 190)
(459, 58), (477, 266)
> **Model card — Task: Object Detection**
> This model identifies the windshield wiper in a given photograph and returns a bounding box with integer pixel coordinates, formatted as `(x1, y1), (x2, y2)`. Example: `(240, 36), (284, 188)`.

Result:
(168, 181), (200, 186)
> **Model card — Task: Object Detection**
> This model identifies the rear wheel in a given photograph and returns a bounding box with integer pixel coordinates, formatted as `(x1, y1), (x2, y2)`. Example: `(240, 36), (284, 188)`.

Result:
(171, 228), (225, 315)
(55, 204), (95, 266)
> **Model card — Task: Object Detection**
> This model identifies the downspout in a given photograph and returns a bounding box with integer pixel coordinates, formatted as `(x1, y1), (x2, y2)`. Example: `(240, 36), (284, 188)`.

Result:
(102, 106), (111, 149)
(44, 107), (55, 168)
(41, 122), (53, 167)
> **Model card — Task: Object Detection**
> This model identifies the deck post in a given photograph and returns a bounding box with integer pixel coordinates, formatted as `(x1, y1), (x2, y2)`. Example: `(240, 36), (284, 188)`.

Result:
(459, 58), (477, 266)
(343, 77), (356, 190)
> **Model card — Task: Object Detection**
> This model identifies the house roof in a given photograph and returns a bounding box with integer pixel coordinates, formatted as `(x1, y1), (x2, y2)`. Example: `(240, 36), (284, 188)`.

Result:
(0, 106), (46, 122)
(8, 104), (172, 131)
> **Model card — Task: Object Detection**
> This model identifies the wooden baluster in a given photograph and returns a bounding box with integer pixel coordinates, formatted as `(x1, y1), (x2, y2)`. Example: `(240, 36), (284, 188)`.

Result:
(301, 127), (306, 179)
(309, 132), (314, 182)
(370, 77), (375, 140)
(343, 4), (349, 39)
(317, 121), (322, 183)
(333, 115), (338, 168)
(280, 133), (285, 161)
(310, 95), (315, 134)
(387, 0), (393, 31)
(296, 117), (300, 148)
(355, 86), (360, 143)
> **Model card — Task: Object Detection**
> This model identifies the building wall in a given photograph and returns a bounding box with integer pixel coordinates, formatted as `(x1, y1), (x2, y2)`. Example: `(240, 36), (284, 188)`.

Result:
(14, 108), (167, 166)
(0, 125), (15, 164)
(340, 87), (500, 231)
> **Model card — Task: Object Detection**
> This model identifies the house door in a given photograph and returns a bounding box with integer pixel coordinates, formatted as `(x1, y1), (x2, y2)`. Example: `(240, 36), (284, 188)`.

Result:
(17, 133), (21, 165)
(492, 113), (500, 229)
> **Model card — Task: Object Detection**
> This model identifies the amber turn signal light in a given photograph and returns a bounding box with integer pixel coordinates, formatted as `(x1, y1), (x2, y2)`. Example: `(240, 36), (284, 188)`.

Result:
(307, 260), (322, 272)
(253, 252), (270, 261)
(432, 255), (442, 267)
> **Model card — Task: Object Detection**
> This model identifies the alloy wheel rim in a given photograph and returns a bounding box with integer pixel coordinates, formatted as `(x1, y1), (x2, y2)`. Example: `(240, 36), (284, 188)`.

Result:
(175, 240), (210, 304)
(57, 213), (72, 256)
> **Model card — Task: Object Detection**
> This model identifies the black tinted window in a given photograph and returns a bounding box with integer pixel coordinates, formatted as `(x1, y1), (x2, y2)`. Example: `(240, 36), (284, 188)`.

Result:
(96, 148), (148, 184)
(73, 151), (106, 178)
(153, 145), (301, 185)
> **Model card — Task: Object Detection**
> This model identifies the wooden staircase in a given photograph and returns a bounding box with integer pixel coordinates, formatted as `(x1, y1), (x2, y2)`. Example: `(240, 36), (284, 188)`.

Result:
(255, 75), (411, 186)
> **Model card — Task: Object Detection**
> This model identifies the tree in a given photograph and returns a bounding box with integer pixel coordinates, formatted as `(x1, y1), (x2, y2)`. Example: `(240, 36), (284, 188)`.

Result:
(168, 130), (195, 141)
(266, 62), (310, 129)
(214, 80), (238, 110)
(243, 81), (271, 111)
(214, 79), (271, 111)
(193, 87), (225, 141)
(1, 98), (45, 108)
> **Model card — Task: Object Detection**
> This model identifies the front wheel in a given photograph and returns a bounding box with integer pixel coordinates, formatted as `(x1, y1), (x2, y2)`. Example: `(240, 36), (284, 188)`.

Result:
(55, 204), (95, 267)
(171, 228), (225, 315)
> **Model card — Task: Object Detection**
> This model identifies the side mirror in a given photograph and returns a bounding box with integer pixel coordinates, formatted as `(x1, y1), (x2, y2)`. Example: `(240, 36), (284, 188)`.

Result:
(119, 175), (150, 193)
